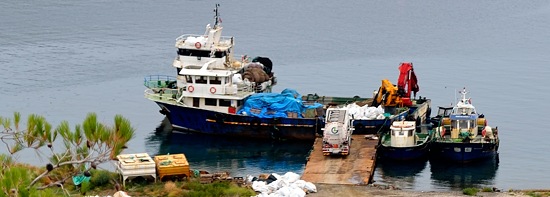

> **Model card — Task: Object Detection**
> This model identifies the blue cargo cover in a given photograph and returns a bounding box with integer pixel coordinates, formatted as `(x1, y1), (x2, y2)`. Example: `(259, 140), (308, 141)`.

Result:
(237, 89), (322, 118)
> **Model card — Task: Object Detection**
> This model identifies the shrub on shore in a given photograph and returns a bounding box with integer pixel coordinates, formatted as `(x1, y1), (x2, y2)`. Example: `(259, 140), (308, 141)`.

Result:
(0, 158), (62, 196)
(2, 160), (255, 197)
(482, 187), (494, 192)
(525, 190), (550, 197)
(463, 187), (479, 196)
(1, 112), (256, 196)
(184, 181), (255, 197)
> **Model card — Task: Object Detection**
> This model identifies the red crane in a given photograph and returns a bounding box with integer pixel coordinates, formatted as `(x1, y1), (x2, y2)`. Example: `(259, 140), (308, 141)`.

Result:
(397, 62), (419, 106)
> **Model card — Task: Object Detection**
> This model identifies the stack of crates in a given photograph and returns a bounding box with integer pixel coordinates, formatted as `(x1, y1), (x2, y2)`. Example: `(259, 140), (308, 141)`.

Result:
(115, 153), (157, 187)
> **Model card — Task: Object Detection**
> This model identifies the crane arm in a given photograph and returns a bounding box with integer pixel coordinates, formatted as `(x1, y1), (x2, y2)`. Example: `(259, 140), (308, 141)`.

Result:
(372, 62), (420, 108)
(397, 62), (419, 98)
(372, 79), (402, 107)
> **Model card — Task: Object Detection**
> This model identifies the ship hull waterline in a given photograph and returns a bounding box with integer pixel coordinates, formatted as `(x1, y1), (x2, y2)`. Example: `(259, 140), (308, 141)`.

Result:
(378, 143), (431, 161)
(430, 141), (499, 163)
(157, 101), (321, 141)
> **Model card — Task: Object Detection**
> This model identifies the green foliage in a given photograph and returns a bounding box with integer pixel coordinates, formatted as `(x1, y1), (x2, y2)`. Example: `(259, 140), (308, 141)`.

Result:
(1, 112), (136, 193)
(1, 159), (254, 197)
(14, 112), (20, 130)
(1, 166), (29, 192)
(163, 181), (183, 197)
(83, 113), (101, 142)
(90, 170), (114, 188)
(222, 186), (256, 197)
(0, 154), (14, 167)
(80, 180), (91, 195)
(10, 144), (24, 155)
(482, 187), (493, 192)
(524, 191), (550, 197)
(0, 162), (56, 197)
(463, 187), (479, 196)
(56, 121), (72, 145)
(24, 114), (53, 148)
(184, 181), (255, 197)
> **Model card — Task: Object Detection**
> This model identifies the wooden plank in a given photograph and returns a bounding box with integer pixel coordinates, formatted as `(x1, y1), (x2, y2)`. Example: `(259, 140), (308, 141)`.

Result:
(301, 135), (378, 185)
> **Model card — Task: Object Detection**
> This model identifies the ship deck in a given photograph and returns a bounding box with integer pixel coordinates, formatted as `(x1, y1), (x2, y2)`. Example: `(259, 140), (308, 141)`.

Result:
(301, 135), (379, 185)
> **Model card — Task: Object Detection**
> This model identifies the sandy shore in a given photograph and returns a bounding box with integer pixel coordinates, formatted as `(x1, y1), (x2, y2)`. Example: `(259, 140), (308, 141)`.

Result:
(306, 184), (531, 197)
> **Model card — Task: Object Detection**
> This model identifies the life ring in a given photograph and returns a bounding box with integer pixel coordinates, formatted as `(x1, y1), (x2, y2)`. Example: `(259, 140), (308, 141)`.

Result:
(194, 42), (201, 49)
(188, 85), (194, 93)
(210, 87), (216, 94)
(440, 127), (446, 137)
(482, 129), (486, 137)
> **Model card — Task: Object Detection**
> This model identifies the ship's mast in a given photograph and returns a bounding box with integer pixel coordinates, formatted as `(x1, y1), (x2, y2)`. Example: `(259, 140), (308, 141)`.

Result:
(214, 4), (220, 28)
(459, 87), (469, 103)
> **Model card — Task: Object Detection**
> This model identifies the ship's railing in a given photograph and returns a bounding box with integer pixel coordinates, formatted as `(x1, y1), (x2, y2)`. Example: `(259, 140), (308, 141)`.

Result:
(144, 89), (178, 102)
(236, 81), (271, 94)
(144, 75), (177, 89)
(238, 83), (255, 93)
(175, 34), (234, 46)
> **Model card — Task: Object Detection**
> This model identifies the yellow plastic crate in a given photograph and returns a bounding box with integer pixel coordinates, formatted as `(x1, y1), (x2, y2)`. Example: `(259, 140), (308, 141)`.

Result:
(154, 154), (190, 180)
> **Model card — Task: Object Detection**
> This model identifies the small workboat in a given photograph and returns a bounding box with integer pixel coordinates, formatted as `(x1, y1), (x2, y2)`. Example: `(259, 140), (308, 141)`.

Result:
(378, 120), (433, 160)
(430, 88), (500, 163)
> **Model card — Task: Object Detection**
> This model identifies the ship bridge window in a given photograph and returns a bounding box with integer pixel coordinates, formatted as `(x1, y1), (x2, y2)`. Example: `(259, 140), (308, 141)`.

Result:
(453, 119), (473, 129)
(213, 51), (227, 58)
(178, 49), (211, 57)
(196, 76), (207, 84)
(219, 99), (231, 107)
(205, 98), (217, 106)
(184, 75), (193, 83)
(210, 77), (222, 85)
(458, 108), (475, 115)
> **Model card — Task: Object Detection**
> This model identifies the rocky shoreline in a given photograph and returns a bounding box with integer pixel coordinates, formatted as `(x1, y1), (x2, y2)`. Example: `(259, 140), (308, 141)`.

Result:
(307, 184), (534, 197)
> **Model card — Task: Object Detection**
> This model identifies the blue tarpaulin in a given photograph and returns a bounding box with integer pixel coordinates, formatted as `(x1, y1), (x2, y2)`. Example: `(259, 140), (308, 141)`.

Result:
(238, 89), (322, 118)
(72, 174), (91, 186)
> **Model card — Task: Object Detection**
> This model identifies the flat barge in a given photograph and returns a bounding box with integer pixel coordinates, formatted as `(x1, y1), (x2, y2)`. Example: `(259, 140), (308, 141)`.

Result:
(301, 135), (379, 185)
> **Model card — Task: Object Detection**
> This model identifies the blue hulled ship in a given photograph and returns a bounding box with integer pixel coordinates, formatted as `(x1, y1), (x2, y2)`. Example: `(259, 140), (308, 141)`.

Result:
(143, 5), (431, 141)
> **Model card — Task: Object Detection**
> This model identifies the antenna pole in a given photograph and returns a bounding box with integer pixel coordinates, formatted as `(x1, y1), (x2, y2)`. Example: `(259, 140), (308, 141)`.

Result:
(214, 4), (220, 27)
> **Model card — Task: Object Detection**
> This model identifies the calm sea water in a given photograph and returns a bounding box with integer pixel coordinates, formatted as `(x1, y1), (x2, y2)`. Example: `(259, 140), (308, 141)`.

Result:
(2, 0), (549, 191)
